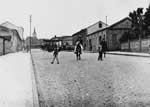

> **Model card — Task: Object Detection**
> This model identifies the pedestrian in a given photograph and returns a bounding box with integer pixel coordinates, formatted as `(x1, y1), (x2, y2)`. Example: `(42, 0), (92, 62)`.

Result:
(101, 38), (107, 58)
(97, 44), (103, 61)
(74, 40), (83, 60)
(51, 45), (60, 64)
(149, 44), (150, 54)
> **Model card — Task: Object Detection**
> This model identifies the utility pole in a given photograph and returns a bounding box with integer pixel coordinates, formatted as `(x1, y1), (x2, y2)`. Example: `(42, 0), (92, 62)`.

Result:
(30, 15), (32, 53)
(106, 16), (107, 26)
(3, 39), (5, 55)
(105, 16), (108, 48)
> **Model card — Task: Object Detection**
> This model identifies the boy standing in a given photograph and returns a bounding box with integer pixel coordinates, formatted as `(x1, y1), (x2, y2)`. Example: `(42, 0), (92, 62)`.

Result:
(97, 44), (103, 61)
(51, 45), (60, 64)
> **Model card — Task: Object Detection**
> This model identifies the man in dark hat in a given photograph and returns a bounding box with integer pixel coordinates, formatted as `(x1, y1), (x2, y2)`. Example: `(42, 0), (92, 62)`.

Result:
(101, 38), (107, 58)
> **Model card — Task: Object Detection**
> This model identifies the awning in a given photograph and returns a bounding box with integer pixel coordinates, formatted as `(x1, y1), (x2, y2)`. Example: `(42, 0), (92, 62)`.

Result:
(0, 35), (11, 41)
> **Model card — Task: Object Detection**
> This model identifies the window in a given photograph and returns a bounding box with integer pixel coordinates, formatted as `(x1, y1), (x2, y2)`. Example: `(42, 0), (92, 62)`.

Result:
(99, 23), (102, 28)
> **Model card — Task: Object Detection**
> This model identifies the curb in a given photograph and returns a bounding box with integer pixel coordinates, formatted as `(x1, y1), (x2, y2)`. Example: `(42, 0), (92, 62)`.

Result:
(107, 52), (150, 58)
(30, 52), (40, 107)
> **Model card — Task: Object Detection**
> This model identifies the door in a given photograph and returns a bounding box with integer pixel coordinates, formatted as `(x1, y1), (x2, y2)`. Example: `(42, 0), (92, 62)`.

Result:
(89, 39), (92, 51)
(112, 34), (118, 50)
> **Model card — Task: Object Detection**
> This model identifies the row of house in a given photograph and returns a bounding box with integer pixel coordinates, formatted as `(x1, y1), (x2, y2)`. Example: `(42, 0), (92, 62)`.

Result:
(0, 21), (24, 55)
(46, 17), (132, 52)
(46, 35), (73, 50)
(72, 17), (132, 52)
(35, 16), (148, 53)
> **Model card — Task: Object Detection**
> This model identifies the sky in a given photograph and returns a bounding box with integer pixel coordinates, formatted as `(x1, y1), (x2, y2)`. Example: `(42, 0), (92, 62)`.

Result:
(0, 0), (149, 39)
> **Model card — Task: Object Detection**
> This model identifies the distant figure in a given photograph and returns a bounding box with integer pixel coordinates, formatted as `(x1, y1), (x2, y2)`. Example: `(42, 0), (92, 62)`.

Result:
(23, 43), (28, 53)
(51, 45), (60, 64)
(101, 39), (107, 58)
(97, 44), (103, 61)
(74, 41), (83, 60)
(90, 45), (92, 52)
(149, 44), (150, 54)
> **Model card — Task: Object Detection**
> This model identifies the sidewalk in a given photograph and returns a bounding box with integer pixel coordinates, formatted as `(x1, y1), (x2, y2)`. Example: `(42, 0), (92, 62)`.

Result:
(107, 51), (150, 57)
(0, 52), (38, 107)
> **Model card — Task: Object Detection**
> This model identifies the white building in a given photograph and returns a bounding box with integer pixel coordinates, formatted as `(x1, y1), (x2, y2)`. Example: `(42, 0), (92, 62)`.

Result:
(86, 20), (107, 52)
(1, 21), (24, 40)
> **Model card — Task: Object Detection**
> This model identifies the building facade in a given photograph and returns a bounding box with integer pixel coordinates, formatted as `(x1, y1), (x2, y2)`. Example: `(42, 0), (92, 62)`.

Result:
(86, 20), (107, 52)
(86, 17), (132, 52)
(72, 29), (87, 49)
(106, 17), (132, 51)
(1, 21), (24, 51)
(0, 26), (23, 55)
(1, 21), (24, 40)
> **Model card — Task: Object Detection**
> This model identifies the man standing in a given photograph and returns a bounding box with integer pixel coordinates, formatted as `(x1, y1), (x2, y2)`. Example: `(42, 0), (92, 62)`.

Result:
(74, 41), (83, 60)
(97, 44), (103, 61)
(101, 39), (107, 58)
(149, 44), (150, 54)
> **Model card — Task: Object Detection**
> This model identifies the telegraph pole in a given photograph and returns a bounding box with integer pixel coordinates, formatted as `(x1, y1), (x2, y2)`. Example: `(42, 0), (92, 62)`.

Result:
(106, 16), (107, 26)
(105, 16), (108, 47)
(30, 15), (32, 53)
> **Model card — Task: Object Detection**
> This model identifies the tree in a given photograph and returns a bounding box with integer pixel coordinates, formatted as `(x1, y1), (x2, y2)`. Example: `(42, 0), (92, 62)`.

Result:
(144, 4), (150, 35)
(120, 32), (129, 42)
(129, 8), (144, 52)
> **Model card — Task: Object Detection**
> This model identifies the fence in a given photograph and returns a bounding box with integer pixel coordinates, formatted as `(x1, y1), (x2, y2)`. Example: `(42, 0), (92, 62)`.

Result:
(121, 38), (150, 53)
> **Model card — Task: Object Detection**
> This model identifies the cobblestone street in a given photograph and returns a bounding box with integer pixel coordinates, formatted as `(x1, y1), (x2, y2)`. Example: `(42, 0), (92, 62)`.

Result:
(31, 49), (150, 107)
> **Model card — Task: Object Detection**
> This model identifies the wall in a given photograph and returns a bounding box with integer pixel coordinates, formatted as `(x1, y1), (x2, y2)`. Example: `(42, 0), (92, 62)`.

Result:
(72, 29), (87, 48)
(86, 30), (107, 52)
(107, 29), (128, 50)
(86, 29), (128, 52)
(1, 22), (24, 40)
(86, 18), (132, 52)
(11, 30), (23, 51)
(121, 38), (150, 52)
(0, 38), (14, 55)
(107, 18), (131, 50)
(0, 33), (23, 55)
(87, 21), (107, 35)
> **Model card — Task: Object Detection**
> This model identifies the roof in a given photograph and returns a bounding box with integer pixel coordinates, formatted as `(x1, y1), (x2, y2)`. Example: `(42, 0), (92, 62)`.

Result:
(1, 21), (24, 40)
(0, 36), (11, 41)
(50, 36), (61, 41)
(11, 29), (22, 41)
(108, 17), (131, 29)
(0, 25), (10, 32)
(60, 36), (72, 39)
(86, 20), (108, 29)
(60, 35), (71, 38)
(0, 25), (23, 41)
(87, 17), (132, 36)
(72, 20), (108, 36)
(72, 29), (86, 36)
(0, 26), (12, 41)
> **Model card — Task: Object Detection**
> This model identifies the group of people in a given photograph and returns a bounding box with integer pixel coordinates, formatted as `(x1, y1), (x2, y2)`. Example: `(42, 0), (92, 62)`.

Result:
(50, 39), (107, 64)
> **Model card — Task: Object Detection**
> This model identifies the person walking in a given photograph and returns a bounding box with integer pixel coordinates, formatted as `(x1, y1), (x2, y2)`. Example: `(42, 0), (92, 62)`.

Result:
(51, 45), (60, 64)
(149, 44), (150, 54)
(97, 44), (103, 61)
(74, 41), (83, 60)
(101, 39), (107, 58)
